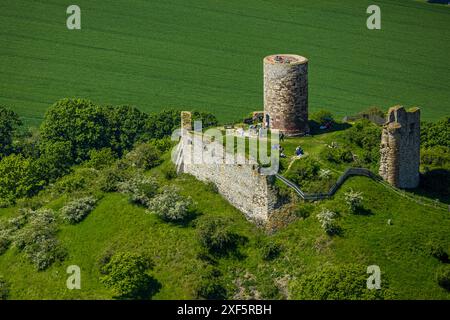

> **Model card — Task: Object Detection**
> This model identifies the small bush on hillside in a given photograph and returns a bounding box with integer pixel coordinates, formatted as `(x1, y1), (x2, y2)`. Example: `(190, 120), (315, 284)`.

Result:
(98, 165), (129, 192)
(317, 209), (338, 235)
(0, 229), (11, 255)
(0, 276), (10, 300)
(260, 242), (282, 261)
(86, 148), (117, 169)
(427, 241), (449, 263)
(285, 157), (321, 186)
(436, 265), (450, 291)
(147, 186), (193, 222)
(294, 204), (314, 219)
(100, 252), (157, 299)
(160, 161), (177, 180)
(289, 264), (393, 300)
(52, 168), (99, 194)
(196, 267), (227, 300)
(13, 209), (65, 270)
(323, 146), (354, 164)
(124, 143), (161, 170)
(117, 175), (159, 206)
(61, 197), (97, 224)
(344, 189), (364, 213)
(197, 217), (238, 255)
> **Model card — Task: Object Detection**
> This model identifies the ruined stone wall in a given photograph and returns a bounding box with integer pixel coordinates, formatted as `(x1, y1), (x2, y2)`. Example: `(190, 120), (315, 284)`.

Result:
(176, 133), (279, 222)
(379, 106), (420, 189)
(264, 54), (309, 136)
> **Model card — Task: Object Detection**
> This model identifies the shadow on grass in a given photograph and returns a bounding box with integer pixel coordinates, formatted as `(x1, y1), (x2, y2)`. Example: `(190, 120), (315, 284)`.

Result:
(409, 169), (450, 205)
(354, 207), (374, 216)
(308, 120), (351, 136)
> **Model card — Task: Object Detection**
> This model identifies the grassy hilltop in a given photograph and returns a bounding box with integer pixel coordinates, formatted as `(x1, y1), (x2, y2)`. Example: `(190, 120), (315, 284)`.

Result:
(0, 110), (449, 299)
(1, 0), (449, 125)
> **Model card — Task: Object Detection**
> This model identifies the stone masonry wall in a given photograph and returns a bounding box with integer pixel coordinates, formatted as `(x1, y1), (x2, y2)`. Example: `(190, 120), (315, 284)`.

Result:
(176, 133), (279, 222)
(264, 54), (309, 136)
(379, 106), (420, 189)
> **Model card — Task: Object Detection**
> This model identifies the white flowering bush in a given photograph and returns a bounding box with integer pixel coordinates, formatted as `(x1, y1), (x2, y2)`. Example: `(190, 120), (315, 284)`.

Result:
(117, 175), (159, 206)
(0, 210), (30, 255)
(12, 208), (65, 270)
(61, 196), (97, 224)
(317, 208), (337, 235)
(344, 189), (364, 213)
(147, 186), (193, 222)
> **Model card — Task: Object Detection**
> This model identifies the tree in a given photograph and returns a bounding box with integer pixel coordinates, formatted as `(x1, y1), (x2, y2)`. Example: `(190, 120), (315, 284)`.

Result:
(100, 252), (157, 299)
(0, 106), (22, 158)
(34, 141), (73, 183)
(421, 117), (450, 149)
(106, 105), (149, 156)
(0, 154), (41, 203)
(40, 98), (111, 163)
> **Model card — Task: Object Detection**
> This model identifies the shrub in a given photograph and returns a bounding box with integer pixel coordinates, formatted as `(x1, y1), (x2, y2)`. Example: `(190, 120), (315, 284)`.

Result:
(343, 119), (381, 151)
(323, 146), (354, 164)
(160, 161), (177, 180)
(0, 229), (11, 255)
(0, 276), (10, 300)
(260, 242), (282, 261)
(196, 267), (227, 300)
(146, 186), (193, 222)
(436, 265), (450, 291)
(316, 209), (338, 235)
(98, 165), (129, 192)
(52, 170), (90, 194)
(117, 175), (159, 206)
(100, 252), (157, 299)
(61, 197), (97, 224)
(197, 217), (238, 255)
(427, 241), (449, 263)
(344, 189), (364, 213)
(0, 154), (42, 203)
(285, 157), (321, 186)
(13, 209), (65, 270)
(86, 148), (117, 169)
(290, 264), (393, 300)
(124, 143), (162, 170)
(294, 204), (314, 219)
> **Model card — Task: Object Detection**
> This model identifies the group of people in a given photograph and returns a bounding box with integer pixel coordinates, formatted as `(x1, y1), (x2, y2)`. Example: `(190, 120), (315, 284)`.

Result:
(272, 144), (304, 158)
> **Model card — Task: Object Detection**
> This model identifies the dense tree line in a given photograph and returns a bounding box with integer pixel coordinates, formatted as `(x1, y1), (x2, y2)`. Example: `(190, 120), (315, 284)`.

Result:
(0, 99), (217, 205)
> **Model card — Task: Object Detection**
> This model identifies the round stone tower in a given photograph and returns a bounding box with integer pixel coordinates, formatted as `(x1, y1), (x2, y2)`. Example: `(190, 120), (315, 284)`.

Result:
(263, 54), (309, 136)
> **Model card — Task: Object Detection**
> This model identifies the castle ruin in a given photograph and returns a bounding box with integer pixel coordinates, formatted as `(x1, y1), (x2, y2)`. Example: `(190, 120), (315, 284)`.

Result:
(263, 54), (309, 136)
(379, 106), (421, 189)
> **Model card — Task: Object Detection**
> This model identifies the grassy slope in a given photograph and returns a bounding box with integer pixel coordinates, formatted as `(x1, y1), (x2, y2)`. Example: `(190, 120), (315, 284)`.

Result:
(0, 161), (449, 299)
(0, 0), (449, 126)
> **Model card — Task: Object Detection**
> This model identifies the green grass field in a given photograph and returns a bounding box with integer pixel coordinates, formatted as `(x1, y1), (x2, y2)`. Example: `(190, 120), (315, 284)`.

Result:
(1, 0), (449, 126)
